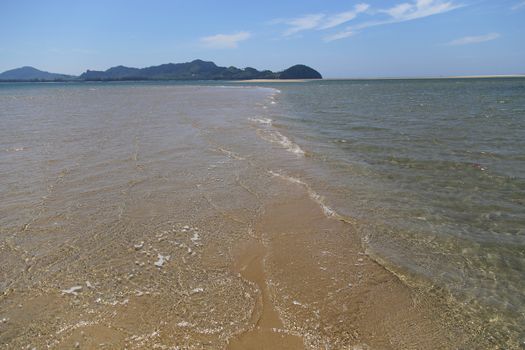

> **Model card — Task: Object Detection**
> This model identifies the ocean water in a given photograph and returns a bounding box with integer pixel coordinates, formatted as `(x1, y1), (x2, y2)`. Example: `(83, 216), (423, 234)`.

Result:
(260, 78), (525, 344)
(0, 79), (524, 348)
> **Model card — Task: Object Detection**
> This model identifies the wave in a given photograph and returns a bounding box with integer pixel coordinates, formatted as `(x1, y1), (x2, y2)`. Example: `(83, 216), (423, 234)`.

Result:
(249, 117), (273, 126)
(249, 115), (305, 156)
(268, 170), (344, 220)
(214, 85), (256, 89)
(4, 146), (27, 152)
(257, 129), (305, 156)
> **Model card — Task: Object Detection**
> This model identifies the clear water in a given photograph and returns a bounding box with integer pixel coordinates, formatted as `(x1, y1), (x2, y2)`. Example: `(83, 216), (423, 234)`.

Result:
(261, 78), (525, 343)
(0, 79), (524, 347)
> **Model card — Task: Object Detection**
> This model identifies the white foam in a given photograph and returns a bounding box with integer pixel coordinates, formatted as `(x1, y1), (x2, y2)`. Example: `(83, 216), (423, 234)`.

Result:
(177, 321), (193, 327)
(190, 232), (200, 244)
(249, 117), (306, 156)
(56, 320), (97, 334)
(214, 85), (252, 90)
(61, 286), (82, 296)
(257, 129), (305, 156)
(5, 147), (26, 152)
(154, 254), (170, 267)
(249, 117), (273, 126)
(268, 170), (337, 218)
(291, 300), (309, 309)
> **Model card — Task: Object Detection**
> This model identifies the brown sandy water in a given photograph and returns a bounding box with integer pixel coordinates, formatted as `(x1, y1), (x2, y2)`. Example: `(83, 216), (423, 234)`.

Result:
(0, 83), (488, 349)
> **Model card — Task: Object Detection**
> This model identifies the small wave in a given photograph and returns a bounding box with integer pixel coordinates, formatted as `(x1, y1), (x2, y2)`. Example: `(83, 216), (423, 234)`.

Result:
(217, 147), (245, 160)
(252, 86), (281, 94)
(4, 146), (27, 152)
(257, 129), (305, 156)
(215, 85), (256, 90)
(268, 170), (340, 219)
(249, 117), (273, 126)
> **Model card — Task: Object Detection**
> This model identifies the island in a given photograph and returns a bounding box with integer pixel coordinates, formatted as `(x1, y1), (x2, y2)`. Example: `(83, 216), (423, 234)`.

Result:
(0, 60), (322, 82)
(0, 66), (75, 81)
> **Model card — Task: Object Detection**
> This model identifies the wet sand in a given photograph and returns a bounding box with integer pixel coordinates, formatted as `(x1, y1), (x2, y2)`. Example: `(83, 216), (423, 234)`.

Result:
(0, 84), (488, 349)
(229, 238), (304, 349)
(229, 188), (481, 349)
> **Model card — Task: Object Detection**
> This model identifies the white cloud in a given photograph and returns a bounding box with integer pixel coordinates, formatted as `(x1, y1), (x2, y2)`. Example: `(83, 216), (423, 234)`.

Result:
(327, 0), (463, 41)
(446, 32), (500, 46)
(319, 4), (370, 29)
(277, 3), (369, 36)
(384, 3), (414, 19)
(274, 0), (463, 42)
(200, 31), (251, 49)
(381, 0), (462, 21)
(511, 1), (525, 10)
(324, 30), (356, 42)
(282, 14), (326, 36)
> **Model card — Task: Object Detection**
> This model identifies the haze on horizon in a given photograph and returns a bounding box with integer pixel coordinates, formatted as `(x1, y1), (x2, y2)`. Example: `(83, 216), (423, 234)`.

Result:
(1, 0), (524, 78)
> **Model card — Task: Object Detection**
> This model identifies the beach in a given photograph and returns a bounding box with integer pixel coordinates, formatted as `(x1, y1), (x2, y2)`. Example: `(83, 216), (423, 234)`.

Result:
(1, 81), (523, 349)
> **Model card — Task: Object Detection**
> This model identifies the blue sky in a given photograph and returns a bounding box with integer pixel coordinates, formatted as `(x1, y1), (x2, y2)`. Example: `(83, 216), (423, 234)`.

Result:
(1, 0), (524, 77)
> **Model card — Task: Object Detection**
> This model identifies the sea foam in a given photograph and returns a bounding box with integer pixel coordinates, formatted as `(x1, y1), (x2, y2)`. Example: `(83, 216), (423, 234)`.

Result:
(257, 129), (305, 156)
(249, 115), (305, 156)
(268, 170), (339, 219)
(249, 117), (273, 126)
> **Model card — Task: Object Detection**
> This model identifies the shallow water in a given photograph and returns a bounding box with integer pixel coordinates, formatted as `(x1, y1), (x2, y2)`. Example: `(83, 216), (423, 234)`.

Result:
(0, 80), (523, 348)
(0, 84), (275, 348)
(257, 78), (525, 345)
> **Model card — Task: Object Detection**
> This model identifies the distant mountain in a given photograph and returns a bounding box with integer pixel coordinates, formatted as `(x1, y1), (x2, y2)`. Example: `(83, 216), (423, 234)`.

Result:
(280, 65), (323, 79)
(0, 60), (322, 82)
(0, 66), (76, 81)
(79, 59), (322, 81)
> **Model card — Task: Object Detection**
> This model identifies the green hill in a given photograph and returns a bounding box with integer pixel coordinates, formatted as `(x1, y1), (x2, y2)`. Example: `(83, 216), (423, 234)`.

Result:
(0, 60), (322, 82)
(0, 66), (76, 81)
(279, 64), (323, 79)
(79, 60), (322, 81)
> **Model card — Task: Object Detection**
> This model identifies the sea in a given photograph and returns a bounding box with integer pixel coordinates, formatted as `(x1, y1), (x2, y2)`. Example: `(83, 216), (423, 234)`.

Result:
(0, 78), (523, 348)
(262, 78), (525, 345)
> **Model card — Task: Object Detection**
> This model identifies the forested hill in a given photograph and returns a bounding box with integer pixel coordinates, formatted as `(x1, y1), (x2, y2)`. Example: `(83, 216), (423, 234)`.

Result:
(79, 60), (322, 81)
(0, 60), (322, 81)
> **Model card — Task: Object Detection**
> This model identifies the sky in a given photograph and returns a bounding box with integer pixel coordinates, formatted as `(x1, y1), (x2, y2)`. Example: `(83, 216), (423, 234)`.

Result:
(1, 0), (524, 78)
